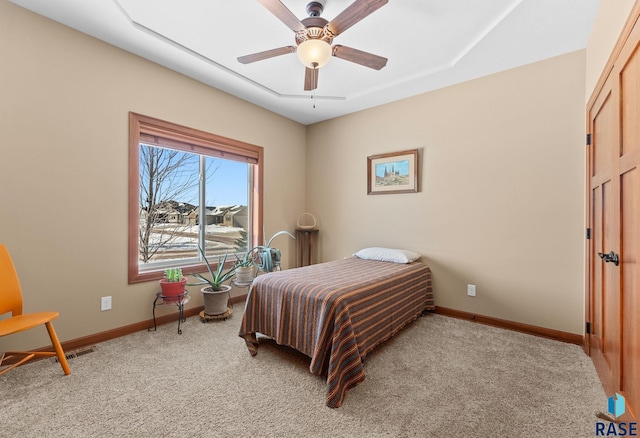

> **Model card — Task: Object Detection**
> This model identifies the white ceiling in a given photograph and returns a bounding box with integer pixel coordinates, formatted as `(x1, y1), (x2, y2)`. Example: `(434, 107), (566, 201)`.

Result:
(10, 0), (600, 125)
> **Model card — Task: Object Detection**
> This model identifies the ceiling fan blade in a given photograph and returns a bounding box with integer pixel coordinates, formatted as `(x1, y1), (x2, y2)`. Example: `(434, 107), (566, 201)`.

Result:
(257, 0), (305, 32)
(332, 45), (387, 70)
(238, 46), (296, 64)
(304, 67), (319, 91)
(327, 0), (388, 36)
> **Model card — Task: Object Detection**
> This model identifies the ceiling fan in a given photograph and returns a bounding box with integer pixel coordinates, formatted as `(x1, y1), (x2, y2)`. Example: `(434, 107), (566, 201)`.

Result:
(238, 0), (388, 91)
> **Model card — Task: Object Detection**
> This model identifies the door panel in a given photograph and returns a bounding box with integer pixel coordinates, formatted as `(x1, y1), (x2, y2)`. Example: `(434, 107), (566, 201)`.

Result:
(592, 92), (613, 179)
(602, 180), (620, 377)
(587, 6), (640, 422)
(618, 27), (640, 421)
(621, 168), (639, 419)
(621, 34), (640, 158)
(618, 37), (640, 420)
(592, 186), (603, 353)
(589, 80), (619, 396)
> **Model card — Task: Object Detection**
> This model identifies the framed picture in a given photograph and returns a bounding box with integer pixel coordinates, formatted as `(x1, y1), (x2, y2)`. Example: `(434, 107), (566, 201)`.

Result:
(367, 149), (419, 195)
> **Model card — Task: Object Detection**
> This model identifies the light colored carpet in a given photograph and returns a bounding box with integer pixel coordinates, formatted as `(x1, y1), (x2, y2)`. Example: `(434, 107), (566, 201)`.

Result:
(0, 308), (605, 437)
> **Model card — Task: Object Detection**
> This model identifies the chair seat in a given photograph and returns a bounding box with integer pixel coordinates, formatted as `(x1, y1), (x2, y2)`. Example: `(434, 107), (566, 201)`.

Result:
(0, 312), (59, 336)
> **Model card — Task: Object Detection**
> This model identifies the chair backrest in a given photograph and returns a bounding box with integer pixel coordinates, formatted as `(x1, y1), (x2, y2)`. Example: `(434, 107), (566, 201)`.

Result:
(0, 244), (24, 317)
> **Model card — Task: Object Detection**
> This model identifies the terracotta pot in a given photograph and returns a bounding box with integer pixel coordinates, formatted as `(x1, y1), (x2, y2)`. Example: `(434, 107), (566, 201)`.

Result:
(159, 278), (187, 303)
(201, 284), (231, 316)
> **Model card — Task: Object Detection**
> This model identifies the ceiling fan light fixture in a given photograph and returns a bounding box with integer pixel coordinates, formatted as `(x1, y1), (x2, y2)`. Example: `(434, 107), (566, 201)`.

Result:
(297, 39), (332, 69)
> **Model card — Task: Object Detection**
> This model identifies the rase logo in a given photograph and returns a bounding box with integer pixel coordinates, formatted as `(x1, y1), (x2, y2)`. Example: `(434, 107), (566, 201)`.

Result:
(610, 394), (627, 419)
(595, 393), (637, 436)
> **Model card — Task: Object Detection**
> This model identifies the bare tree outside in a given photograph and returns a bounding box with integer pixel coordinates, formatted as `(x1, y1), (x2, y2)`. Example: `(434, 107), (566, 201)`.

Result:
(138, 144), (250, 266)
(138, 145), (199, 263)
(129, 114), (258, 282)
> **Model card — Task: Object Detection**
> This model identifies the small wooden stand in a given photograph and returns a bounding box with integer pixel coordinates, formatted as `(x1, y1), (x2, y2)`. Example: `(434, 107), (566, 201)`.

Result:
(295, 228), (319, 267)
(199, 307), (233, 322)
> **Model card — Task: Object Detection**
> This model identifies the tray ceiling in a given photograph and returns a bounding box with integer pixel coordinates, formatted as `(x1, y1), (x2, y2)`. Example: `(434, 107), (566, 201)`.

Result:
(9, 0), (600, 124)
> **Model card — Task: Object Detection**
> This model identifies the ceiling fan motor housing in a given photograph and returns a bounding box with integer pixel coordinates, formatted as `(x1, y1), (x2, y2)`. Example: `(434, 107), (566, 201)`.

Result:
(296, 18), (333, 46)
(295, 2), (334, 46)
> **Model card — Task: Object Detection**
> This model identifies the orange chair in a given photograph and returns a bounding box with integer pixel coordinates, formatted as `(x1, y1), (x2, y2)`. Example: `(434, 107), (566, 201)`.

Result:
(0, 244), (70, 376)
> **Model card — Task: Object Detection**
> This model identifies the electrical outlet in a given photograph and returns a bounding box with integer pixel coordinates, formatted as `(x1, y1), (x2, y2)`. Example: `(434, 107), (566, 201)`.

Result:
(101, 296), (112, 311)
(467, 284), (476, 297)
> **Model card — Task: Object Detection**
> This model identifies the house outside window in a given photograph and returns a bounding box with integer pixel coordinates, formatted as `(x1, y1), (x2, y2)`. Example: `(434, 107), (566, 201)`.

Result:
(128, 113), (263, 283)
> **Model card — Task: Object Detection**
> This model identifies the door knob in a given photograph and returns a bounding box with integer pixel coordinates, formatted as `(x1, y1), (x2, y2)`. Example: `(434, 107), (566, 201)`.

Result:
(597, 251), (619, 266)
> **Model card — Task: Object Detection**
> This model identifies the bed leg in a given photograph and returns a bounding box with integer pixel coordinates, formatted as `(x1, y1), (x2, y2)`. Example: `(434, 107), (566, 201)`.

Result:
(242, 334), (259, 356)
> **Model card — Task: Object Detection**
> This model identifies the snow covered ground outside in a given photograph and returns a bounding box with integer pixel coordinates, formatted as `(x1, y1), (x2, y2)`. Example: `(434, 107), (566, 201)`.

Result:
(143, 224), (245, 263)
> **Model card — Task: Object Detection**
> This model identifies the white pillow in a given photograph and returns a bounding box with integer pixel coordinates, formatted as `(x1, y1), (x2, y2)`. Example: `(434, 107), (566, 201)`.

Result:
(353, 247), (421, 264)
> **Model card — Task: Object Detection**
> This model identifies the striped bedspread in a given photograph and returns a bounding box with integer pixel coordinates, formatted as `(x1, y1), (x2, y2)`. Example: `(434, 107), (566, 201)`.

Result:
(238, 257), (434, 408)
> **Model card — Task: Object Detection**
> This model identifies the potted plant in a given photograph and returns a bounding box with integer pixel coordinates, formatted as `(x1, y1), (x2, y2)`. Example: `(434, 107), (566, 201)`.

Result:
(256, 230), (295, 272)
(159, 267), (186, 303)
(187, 246), (237, 316)
(233, 251), (258, 285)
(253, 230), (296, 272)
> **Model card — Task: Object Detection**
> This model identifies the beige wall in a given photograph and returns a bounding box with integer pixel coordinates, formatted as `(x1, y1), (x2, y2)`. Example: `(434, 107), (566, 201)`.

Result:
(307, 51), (587, 334)
(585, 0), (636, 99)
(0, 1), (306, 350)
(2, 0), (634, 351)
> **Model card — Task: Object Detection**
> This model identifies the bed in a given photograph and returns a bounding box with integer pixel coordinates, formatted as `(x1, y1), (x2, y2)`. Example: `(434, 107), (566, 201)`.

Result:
(238, 251), (434, 408)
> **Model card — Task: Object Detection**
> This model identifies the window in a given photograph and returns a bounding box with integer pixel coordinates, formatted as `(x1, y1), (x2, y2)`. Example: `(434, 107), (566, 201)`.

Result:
(128, 113), (263, 283)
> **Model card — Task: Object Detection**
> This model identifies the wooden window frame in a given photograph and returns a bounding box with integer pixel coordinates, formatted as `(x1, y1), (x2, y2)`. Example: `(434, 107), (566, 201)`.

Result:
(128, 112), (263, 284)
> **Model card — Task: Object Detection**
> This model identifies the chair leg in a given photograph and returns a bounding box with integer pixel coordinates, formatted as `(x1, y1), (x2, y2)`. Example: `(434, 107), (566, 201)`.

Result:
(0, 352), (37, 376)
(45, 321), (70, 375)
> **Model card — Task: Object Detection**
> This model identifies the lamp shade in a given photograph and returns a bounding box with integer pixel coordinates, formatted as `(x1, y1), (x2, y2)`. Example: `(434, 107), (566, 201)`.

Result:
(296, 39), (332, 68)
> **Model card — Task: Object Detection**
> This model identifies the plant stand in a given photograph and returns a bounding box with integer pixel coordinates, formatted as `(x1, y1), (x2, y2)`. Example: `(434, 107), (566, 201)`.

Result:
(149, 291), (190, 334)
(295, 228), (319, 267)
(199, 307), (233, 322)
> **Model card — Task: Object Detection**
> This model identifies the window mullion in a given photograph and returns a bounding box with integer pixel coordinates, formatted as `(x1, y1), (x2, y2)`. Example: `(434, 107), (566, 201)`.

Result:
(247, 165), (254, 251)
(198, 154), (206, 261)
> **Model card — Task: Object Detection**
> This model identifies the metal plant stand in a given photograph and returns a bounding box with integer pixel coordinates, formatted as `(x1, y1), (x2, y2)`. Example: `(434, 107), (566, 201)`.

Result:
(149, 291), (190, 334)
